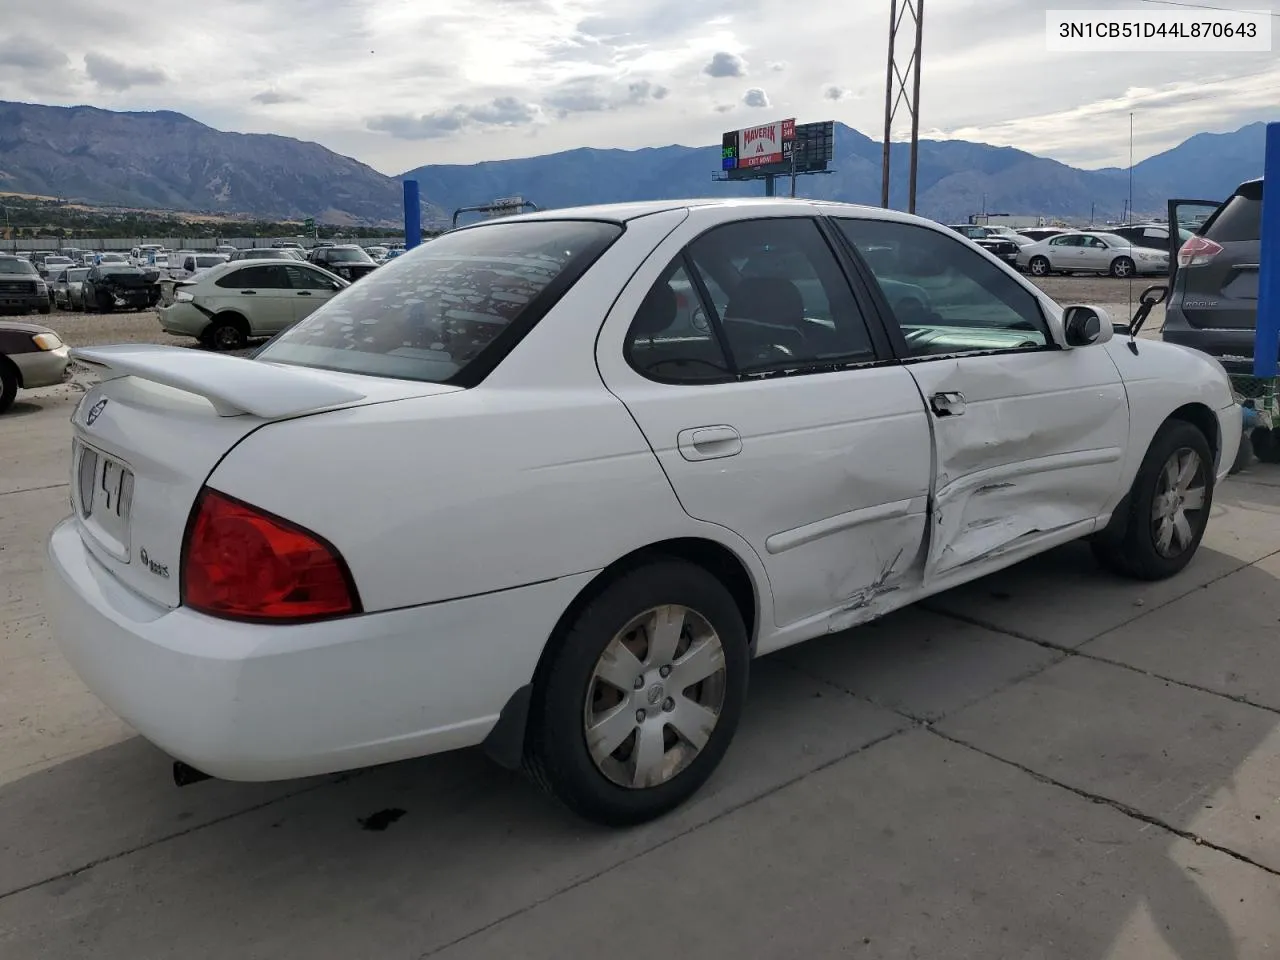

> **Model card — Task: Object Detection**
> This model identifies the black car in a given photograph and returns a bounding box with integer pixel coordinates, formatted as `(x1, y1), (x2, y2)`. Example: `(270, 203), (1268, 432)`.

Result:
(1107, 223), (1191, 254)
(0, 255), (51, 315)
(307, 244), (379, 282)
(1163, 179), (1262, 375)
(945, 224), (1021, 265)
(82, 264), (162, 312)
(1018, 228), (1066, 242)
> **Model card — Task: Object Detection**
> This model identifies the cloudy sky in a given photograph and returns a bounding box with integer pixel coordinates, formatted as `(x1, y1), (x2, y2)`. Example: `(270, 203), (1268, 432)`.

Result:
(0, 0), (1277, 175)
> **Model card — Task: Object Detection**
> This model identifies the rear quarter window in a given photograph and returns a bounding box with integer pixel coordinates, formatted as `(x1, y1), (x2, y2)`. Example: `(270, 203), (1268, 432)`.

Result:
(1204, 182), (1262, 243)
(255, 219), (622, 385)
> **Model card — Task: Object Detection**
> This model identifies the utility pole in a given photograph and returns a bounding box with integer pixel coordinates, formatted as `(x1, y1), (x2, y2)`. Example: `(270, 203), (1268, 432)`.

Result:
(881, 0), (924, 213)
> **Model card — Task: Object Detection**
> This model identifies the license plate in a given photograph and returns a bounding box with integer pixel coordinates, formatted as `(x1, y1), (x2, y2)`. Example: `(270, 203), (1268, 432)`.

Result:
(77, 442), (134, 557)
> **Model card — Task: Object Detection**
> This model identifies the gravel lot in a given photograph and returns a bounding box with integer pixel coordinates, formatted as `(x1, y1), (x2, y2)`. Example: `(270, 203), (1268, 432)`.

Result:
(31, 274), (1167, 351)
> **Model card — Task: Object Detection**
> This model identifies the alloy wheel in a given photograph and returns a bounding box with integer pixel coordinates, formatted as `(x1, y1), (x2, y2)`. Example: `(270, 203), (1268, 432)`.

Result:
(1151, 447), (1206, 558)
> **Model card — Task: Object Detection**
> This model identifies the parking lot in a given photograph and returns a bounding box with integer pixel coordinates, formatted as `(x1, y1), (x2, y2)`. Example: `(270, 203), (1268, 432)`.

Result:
(4, 273), (1279, 958)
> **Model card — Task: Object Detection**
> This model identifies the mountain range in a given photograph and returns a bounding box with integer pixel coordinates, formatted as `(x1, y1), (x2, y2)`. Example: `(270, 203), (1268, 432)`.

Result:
(405, 122), (1268, 224)
(0, 100), (1268, 225)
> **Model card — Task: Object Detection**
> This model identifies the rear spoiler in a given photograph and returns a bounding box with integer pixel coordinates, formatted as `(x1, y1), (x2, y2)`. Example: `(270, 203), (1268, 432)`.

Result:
(70, 344), (366, 419)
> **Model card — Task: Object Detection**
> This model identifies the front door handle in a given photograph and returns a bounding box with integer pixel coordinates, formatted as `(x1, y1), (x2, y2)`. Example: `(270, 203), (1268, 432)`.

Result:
(677, 425), (742, 462)
(930, 391), (966, 417)
(240, 290), (257, 295)
(296, 291), (313, 296)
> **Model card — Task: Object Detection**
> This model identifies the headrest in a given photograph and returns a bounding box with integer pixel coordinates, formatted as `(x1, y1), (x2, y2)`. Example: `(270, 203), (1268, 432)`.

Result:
(632, 282), (678, 337)
(725, 276), (804, 326)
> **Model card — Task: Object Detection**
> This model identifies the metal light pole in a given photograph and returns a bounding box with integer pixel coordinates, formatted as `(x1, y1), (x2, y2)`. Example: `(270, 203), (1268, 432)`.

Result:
(881, 0), (924, 213)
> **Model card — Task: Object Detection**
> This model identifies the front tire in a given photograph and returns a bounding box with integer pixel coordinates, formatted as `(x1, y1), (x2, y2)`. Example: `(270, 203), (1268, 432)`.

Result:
(1028, 256), (1051, 277)
(1092, 419), (1214, 580)
(525, 559), (749, 826)
(1110, 256), (1135, 279)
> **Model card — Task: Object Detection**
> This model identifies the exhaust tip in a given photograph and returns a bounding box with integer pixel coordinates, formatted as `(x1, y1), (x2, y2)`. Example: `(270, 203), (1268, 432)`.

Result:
(173, 760), (212, 787)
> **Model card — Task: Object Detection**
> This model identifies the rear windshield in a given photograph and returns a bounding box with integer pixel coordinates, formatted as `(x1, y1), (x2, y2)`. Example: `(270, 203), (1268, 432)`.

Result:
(1205, 181), (1262, 243)
(322, 247), (373, 263)
(256, 219), (621, 385)
(0, 259), (36, 275)
(196, 255), (226, 267)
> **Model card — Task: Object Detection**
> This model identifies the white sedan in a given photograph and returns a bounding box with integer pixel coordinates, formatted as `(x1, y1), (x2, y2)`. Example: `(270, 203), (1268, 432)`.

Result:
(1017, 230), (1170, 278)
(47, 199), (1239, 826)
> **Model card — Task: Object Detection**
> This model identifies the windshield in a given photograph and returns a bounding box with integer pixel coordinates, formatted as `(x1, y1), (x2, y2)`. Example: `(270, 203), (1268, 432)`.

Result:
(256, 219), (621, 384)
(0, 259), (37, 276)
(196, 255), (227, 267)
(324, 247), (373, 263)
(100, 265), (143, 275)
(67, 268), (89, 281)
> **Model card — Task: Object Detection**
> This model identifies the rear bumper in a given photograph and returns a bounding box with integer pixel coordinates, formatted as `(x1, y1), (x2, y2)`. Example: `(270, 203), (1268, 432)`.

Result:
(46, 516), (595, 781)
(156, 302), (209, 337)
(1161, 317), (1260, 375)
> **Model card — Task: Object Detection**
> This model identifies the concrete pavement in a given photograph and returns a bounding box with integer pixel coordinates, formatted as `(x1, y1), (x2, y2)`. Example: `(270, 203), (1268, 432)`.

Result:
(2, 382), (1279, 959)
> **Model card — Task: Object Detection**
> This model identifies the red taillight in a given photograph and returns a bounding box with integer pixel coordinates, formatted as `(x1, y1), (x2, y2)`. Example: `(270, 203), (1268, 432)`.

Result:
(181, 489), (359, 622)
(1177, 235), (1223, 268)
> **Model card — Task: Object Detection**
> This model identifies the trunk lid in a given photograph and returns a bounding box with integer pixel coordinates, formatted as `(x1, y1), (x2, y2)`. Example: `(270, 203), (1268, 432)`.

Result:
(68, 345), (461, 607)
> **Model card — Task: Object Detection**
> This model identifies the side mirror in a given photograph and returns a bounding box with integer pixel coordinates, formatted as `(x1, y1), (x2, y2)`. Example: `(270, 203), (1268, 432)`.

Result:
(1062, 305), (1114, 347)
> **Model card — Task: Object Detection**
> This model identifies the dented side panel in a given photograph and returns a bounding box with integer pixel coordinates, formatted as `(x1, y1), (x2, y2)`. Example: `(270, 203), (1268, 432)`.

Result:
(906, 349), (1129, 578)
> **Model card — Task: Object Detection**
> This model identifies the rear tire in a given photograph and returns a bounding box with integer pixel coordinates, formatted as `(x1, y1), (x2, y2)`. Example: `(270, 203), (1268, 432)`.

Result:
(1091, 419), (1214, 580)
(524, 559), (749, 827)
(207, 316), (248, 351)
(0, 359), (17, 414)
(1250, 427), (1280, 464)
(1110, 256), (1135, 279)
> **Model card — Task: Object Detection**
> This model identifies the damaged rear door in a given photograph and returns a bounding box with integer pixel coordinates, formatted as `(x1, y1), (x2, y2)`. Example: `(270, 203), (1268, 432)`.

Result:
(834, 216), (1129, 578)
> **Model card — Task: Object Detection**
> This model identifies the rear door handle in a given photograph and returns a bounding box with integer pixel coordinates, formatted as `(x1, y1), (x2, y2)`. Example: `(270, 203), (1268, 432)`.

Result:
(930, 391), (966, 417)
(296, 291), (313, 296)
(677, 425), (742, 462)
(240, 290), (257, 295)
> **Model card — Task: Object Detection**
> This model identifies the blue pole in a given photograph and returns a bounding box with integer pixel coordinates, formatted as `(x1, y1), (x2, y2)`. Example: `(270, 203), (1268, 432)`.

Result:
(403, 179), (421, 251)
(1253, 122), (1280, 379)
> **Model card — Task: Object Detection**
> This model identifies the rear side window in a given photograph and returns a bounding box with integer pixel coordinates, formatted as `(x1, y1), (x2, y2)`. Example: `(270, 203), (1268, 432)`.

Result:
(256, 219), (621, 385)
(1205, 182), (1262, 243)
(217, 265), (290, 288)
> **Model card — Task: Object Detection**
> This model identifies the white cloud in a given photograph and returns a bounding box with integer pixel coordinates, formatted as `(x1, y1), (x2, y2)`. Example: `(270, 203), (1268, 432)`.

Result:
(0, 0), (1273, 173)
(703, 51), (747, 78)
(742, 88), (770, 108)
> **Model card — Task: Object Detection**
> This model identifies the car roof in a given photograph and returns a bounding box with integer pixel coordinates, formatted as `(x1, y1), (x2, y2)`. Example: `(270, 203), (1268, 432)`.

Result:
(469, 197), (946, 228)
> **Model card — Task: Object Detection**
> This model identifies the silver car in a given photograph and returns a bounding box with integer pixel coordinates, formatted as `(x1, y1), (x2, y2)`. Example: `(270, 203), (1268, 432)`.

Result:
(54, 267), (91, 310)
(1017, 231), (1170, 279)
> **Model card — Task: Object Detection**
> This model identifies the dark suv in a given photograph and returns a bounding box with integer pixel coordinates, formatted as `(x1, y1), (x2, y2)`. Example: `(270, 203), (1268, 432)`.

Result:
(0, 255), (51, 315)
(306, 244), (379, 283)
(944, 225), (1021, 266)
(1162, 179), (1262, 373)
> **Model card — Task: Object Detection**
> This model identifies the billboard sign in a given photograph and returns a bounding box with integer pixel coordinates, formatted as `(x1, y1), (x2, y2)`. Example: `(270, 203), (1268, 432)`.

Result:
(720, 119), (835, 181)
(723, 118), (795, 173)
